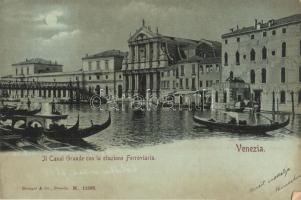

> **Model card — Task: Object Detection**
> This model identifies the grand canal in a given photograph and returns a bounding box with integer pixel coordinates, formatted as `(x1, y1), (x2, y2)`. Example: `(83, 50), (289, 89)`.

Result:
(0, 102), (300, 151)
(50, 103), (301, 151)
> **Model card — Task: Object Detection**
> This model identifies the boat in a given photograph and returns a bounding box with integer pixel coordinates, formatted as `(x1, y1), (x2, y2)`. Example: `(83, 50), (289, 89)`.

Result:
(225, 107), (245, 113)
(44, 112), (111, 141)
(0, 106), (41, 116)
(193, 115), (290, 133)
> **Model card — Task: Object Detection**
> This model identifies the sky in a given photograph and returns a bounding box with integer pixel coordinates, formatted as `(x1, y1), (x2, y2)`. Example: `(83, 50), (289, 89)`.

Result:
(0, 0), (300, 75)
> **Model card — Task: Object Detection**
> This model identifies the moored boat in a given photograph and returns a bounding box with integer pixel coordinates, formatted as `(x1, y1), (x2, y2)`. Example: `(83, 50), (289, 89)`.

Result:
(193, 115), (290, 133)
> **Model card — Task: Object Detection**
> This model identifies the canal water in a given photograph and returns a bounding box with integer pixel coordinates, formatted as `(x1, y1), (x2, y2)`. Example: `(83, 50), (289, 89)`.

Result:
(50, 103), (301, 151)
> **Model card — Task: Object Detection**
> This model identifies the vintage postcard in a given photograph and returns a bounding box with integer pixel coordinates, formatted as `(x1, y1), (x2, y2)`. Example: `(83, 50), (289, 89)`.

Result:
(0, 0), (300, 199)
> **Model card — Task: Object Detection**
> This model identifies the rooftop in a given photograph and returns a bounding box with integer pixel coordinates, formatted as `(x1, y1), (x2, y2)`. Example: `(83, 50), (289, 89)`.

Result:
(82, 49), (127, 60)
(12, 58), (62, 66)
(222, 13), (301, 38)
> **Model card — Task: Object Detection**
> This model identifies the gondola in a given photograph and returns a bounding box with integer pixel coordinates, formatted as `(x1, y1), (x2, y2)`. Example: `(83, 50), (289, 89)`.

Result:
(44, 112), (111, 141)
(225, 107), (245, 113)
(0, 106), (41, 116)
(193, 115), (290, 133)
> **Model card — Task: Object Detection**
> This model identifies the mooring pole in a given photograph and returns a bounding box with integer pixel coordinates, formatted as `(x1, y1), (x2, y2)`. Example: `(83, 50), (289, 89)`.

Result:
(291, 91), (295, 115)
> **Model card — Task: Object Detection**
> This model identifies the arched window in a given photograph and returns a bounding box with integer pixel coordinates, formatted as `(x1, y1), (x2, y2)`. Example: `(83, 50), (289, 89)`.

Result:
(262, 46), (267, 60)
(280, 91), (286, 104)
(282, 42), (286, 57)
(223, 91), (227, 103)
(261, 68), (266, 83)
(230, 71), (233, 80)
(281, 67), (285, 83)
(224, 52), (228, 66)
(250, 70), (255, 84)
(236, 51), (240, 65)
(250, 49), (256, 61)
(298, 90), (301, 103)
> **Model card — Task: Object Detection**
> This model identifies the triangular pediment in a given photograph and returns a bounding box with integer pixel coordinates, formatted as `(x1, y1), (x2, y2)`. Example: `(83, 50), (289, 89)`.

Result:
(128, 26), (158, 42)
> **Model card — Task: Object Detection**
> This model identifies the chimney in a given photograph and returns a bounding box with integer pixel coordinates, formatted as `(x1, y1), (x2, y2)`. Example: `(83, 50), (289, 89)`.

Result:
(236, 25), (239, 30)
(255, 19), (258, 27)
(230, 28), (234, 32)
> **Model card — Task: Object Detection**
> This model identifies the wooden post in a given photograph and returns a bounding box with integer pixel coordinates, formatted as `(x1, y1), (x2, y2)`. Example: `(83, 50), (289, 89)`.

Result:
(291, 91), (295, 115)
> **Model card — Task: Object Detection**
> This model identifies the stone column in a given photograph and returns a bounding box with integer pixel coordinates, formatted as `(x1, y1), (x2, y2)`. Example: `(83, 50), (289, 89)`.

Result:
(146, 73), (150, 91)
(135, 45), (139, 62)
(153, 72), (157, 95)
(123, 74), (127, 94)
(153, 42), (158, 61)
(135, 74), (139, 95)
(128, 74), (132, 96)
(146, 43), (150, 62)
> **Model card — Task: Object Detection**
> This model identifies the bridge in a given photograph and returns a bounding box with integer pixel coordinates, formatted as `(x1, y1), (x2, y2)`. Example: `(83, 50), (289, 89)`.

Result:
(0, 80), (94, 103)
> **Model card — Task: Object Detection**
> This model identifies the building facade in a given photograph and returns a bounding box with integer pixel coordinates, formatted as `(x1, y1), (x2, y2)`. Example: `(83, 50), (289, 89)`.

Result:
(215, 14), (301, 113)
(82, 50), (125, 98)
(122, 20), (221, 100)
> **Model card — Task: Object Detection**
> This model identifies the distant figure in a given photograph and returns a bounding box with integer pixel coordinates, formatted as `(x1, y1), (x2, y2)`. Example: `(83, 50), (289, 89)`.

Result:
(90, 120), (94, 126)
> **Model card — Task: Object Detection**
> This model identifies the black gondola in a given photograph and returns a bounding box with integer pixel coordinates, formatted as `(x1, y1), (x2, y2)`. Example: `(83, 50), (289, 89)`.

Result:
(0, 106), (41, 116)
(193, 115), (290, 133)
(44, 112), (111, 141)
(225, 107), (245, 113)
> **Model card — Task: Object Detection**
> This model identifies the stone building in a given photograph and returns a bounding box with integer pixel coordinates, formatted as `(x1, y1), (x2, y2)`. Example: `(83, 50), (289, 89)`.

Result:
(122, 20), (221, 100)
(1, 50), (126, 101)
(214, 13), (301, 113)
(82, 50), (126, 98)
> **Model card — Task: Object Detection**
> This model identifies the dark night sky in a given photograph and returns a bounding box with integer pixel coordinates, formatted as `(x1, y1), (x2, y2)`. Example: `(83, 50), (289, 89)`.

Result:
(0, 0), (300, 75)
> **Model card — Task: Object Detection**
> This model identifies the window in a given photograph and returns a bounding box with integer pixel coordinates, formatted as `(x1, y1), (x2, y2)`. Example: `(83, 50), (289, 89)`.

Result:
(181, 65), (184, 75)
(282, 28), (286, 34)
(199, 81), (203, 87)
(216, 65), (220, 72)
(236, 51), (240, 65)
(21, 68), (24, 75)
(237, 37), (240, 42)
(299, 66), (301, 82)
(280, 91), (286, 104)
(272, 30), (276, 35)
(281, 67), (285, 83)
(186, 78), (189, 89)
(215, 91), (219, 103)
(16, 68), (18, 75)
(192, 78), (195, 90)
(192, 64), (196, 75)
(206, 65), (210, 73)
(176, 68), (179, 77)
(261, 68), (266, 83)
(250, 49), (256, 61)
(96, 75), (100, 80)
(224, 52), (228, 66)
(161, 72), (164, 77)
(272, 50), (276, 56)
(63, 90), (66, 97)
(251, 34), (254, 39)
(225, 39), (228, 44)
(200, 65), (203, 73)
(206, 80), (209, 87)
(223, 92), (227, 103)
(210, 65), (213, 72)
(262, 46), (267, 60)
(97, 61), (100, 70)
(282, 42), (286, 57)
(180, 79), (183, 88)
(27, 67), (29, 75)
(298, 90), (301, 103)
(75, 76), (78, 81)
(119, 75), (122, 79)
(88, 62), (92, 71)
(250, 70), (255, 84)
(243, 55), (246, 59)
(105, 60), (109, 70)
(89, 76), (91, 80)
(106, 75), (108, 79)
(263, 32), (267, 37)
